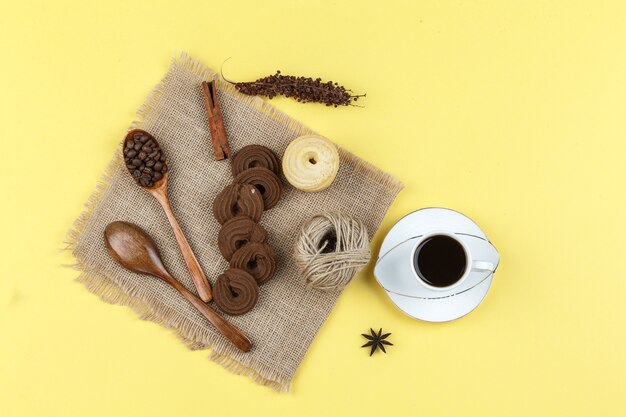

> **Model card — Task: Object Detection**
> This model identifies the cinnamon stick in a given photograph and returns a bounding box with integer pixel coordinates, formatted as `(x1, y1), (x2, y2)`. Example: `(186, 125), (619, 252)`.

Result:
(202, 80), (232, 160)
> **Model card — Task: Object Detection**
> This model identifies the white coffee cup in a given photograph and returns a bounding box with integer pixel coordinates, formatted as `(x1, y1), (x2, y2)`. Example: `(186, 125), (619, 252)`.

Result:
(409, 231), (495, 292)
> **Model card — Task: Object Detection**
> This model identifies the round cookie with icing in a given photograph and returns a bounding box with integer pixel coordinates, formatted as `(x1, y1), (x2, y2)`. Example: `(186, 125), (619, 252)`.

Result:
(212, 183), (264, 224)
(218, 217), (267, 261)
(234, 167), (282, 210)
(230, 242), (277, 285)
(231, 145), (281, 177)
(282, 135), (339, 192)
(213, 268), (259, 316)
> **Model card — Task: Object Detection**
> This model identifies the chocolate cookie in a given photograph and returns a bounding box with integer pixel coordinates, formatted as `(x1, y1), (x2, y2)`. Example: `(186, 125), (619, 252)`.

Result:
(234, 167), (282, 210)
(213, 268), (259, 315)
(230, 242), (277, 285)
(218, 217), (268, 261)
(231, 145), (281, 177)
(212, 183), (264, 224)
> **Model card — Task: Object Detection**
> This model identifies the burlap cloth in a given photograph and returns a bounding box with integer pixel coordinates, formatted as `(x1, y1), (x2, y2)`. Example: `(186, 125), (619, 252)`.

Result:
(66, 53), (403, 391)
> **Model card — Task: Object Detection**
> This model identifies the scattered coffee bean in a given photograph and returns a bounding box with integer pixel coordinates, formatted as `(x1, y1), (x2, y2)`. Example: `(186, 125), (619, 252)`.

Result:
(123, 130), (168, 188)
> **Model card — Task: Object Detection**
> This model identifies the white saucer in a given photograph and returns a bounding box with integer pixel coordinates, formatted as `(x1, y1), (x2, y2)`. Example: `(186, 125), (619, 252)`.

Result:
(374, 208), (499, 322)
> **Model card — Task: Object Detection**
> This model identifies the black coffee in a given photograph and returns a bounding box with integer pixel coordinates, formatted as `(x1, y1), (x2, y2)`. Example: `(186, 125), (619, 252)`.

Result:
(414, 235), (467, 287)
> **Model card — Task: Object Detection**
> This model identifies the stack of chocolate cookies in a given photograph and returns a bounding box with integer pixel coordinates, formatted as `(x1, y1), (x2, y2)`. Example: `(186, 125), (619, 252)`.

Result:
(211, 145), (283, 315)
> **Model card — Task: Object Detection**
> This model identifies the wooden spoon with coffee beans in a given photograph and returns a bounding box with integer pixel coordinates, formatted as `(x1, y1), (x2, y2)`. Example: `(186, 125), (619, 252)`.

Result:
(122, 129), (213, 303)
(104, 221), (251, 352)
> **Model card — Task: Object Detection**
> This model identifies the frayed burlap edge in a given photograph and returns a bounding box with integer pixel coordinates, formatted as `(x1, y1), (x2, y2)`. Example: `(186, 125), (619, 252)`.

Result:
(69, 267), (289, 391)
(64, 52), (403, 393)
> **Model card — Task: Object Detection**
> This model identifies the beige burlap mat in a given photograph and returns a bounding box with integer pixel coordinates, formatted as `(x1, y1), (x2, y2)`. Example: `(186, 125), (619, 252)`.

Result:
(66, 53), (403, 391)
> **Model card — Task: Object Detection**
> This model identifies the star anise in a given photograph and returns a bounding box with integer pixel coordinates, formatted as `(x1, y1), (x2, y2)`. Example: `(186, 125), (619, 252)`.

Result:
(361, 328), (393, 356)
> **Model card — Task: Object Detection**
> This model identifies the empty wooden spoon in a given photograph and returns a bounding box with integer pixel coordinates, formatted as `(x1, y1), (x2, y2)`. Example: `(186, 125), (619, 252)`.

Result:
(122, 129), (212, 303)
(104, 221), (252, 352)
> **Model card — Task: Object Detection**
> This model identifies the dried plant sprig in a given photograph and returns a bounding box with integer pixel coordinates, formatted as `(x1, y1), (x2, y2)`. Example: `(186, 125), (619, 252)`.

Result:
(222, 70), (366, 107)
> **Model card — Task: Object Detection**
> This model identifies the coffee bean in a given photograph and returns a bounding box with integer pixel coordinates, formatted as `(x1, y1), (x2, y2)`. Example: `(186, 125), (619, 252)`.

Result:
(124, 131), (167, 187)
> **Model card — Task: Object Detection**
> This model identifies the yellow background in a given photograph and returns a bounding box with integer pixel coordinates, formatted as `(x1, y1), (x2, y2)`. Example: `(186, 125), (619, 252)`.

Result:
(1, 1), (625, 416)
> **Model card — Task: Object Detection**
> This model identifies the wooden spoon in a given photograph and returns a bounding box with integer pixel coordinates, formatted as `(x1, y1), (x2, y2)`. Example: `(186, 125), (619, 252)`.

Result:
(104, 221), (252, 352)
(123, 129), (212, 303)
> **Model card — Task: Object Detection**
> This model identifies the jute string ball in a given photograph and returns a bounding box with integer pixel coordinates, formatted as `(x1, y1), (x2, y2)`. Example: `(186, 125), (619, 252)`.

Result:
(295, 212), (370, 291)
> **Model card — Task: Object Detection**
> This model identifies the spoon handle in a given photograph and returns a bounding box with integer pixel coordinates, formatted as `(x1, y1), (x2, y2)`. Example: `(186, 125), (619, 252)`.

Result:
(164, 272), (252, 352)
(150, 187), (213, 303)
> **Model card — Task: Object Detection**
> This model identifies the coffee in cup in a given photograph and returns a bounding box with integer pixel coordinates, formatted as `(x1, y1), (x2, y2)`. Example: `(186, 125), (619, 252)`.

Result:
(413, 234), (467, 288)
(411, 231), (494, 291)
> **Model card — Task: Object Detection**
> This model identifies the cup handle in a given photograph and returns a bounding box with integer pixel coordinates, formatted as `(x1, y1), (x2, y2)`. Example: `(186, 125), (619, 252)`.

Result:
(472, 260), (495, 272)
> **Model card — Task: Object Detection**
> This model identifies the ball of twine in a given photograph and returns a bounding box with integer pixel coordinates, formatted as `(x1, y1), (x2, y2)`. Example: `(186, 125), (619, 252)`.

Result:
(295, 212), (370, 291)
